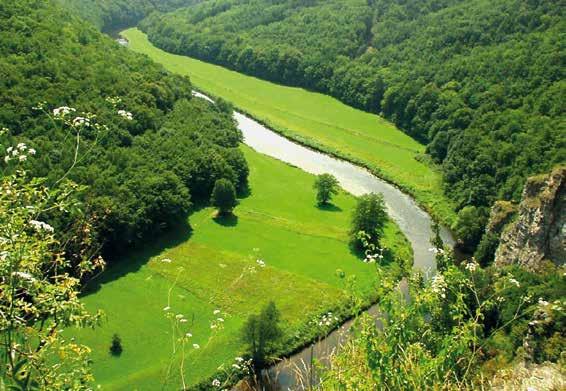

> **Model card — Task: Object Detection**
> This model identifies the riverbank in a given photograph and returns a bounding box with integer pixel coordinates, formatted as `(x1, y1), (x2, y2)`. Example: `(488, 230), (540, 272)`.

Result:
(121, 28), (458, 229)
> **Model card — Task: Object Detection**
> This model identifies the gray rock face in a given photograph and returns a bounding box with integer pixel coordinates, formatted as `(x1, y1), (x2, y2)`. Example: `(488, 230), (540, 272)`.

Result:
(495, 166), (565, 270)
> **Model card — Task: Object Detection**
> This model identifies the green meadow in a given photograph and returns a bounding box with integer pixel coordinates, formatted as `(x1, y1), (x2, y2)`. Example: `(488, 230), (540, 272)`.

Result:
(73, 146), (411, 389)
(122, 28), (457, 226)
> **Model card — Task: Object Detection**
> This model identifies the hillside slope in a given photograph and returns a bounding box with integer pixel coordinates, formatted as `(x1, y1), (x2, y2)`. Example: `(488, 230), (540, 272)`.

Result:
(0, 0), (248, 259)
(139, 0), (565, 251)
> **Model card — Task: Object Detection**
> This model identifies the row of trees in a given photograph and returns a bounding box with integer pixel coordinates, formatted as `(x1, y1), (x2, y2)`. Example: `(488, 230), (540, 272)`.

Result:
(140, 0), (564, 257)
(0, 0), (249, 261)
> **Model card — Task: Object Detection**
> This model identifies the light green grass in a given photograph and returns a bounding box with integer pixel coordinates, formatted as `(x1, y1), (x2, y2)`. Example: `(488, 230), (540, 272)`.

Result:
(72, 146), (411, 390)
(122, 28), (457, 226)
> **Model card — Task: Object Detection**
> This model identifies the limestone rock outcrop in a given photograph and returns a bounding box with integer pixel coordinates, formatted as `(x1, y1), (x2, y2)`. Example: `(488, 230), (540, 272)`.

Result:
(494, 166), (565, 270)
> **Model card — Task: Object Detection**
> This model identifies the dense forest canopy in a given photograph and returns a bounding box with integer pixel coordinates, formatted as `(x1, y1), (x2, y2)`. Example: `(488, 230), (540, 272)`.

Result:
(56, 0), (203, 31)
(0, 0), (248, 259)
(139, 0), (565, 251)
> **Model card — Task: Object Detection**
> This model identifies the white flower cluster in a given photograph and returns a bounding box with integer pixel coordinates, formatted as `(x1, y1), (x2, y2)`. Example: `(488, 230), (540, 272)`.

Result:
(428, 247), (445, 255)
(212, 379), (221, 387)
(72, 116), (91, 127)
(4, 143), (35, 164)
(317, 311), (339, 327)
(105, 96), (122, 105)
(53, 106), (76, 118)
(11, 271), (36, 282)
(160, 258), (172, 263)
(231, 356), (252, 374)
(509, 278), (520, 288)
(210, 309), (226, 330)
(256, 259), (266, 267)
(465, 260), (478, 272)
(117, 110), (133, 121)
(29, 220), (54, 234)
(364, 250), (384, 263)
(431, 274), (447, 299)
(0, 127), (8, 136)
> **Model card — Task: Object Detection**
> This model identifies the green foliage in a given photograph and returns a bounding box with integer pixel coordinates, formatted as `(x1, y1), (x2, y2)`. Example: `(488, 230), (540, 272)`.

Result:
(351, 193), (388, 248)
(313, 173), (339, 205)
(451, 206), (489, 252)
(57, 0), (203, 31)
(0, 0), (248, 260)
(109, 334), (123, 356)
(140, 0), (565, 249)
(323, 247), (566, 389)
(0, 157), (104, 389)
(241, 301), (283, 372)
(211, 178), (237, 215)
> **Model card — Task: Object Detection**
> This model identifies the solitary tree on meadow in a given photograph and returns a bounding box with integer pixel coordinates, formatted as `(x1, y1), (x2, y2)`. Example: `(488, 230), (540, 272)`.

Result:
(211, 178), (237, 216)
(314, 173), (339, 205)
(351, 193), (387, 249)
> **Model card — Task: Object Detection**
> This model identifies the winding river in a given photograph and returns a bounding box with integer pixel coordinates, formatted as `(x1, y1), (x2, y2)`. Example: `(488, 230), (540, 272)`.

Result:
(192, 91), (454, 390)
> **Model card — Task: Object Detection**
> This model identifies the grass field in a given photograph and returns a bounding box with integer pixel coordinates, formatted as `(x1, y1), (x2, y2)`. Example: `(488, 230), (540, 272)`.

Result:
(122, 28), (457, 226)
(72, 146), (411, 389)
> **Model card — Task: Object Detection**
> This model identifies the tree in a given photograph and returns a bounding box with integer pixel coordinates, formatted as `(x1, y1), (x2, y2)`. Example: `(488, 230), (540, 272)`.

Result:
(109, 334), (123, 356)
(211, 178), (237, 215)
(241, 301), (283, 374)
(451, 206), (489, 252)
(313, 173), (340, 205)
(351, 193), (387, 248)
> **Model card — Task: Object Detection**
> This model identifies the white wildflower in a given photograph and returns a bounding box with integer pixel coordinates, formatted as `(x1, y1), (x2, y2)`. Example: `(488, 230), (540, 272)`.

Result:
(4, 156), (10, 164)
(186, 332), (192, 337)
(163, 306), (171, 311)
(29, 220), (54, 233)
(212, 379), (221, 387)
(72, 117), (89, 127)
(538, 298), (549, 306)
(256, 259), (265, 267)
(18, 155), (26, 162)
(217, 317), (224, 322)
(179, 318), (188, 323)
(12, 271), (36, 282)
(117, 110), (133, 121)
(192, 343), (200, 349)
(213, 309), (221, 315)
(235, 357), (244, 362)
(232, 364), (241, 370)
(509, 278), (520, 288)
(28, 148), (36, 155)
(431, 274), (447, 299)
(175, 314), (184, 319)
(53, 106), (75, 117)
(16, 143), (26, 151)
(160, 258), (172, 263)
(465, 261), (478, 272)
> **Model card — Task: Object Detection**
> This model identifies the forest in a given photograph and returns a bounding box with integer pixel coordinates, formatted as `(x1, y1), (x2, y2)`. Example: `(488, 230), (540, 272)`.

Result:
(139, 0), (565, 253)
(56, 0), (204, 31)
(0, 0), (248, 260)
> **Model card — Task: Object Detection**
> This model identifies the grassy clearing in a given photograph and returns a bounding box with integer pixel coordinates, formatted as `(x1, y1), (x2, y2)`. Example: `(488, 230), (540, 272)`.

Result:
(72, 146), (411, 389)
(122, 28), (457, 226)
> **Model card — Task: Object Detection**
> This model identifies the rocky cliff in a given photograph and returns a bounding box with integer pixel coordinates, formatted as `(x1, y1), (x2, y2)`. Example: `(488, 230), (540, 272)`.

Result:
(494, 166), (565, 270)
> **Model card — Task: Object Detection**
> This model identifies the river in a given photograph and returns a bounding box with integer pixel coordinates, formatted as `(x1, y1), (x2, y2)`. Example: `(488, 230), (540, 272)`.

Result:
(192, 91), (454, 390)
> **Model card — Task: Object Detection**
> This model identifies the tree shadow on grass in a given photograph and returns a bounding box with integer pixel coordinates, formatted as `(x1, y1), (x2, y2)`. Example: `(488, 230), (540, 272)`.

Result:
(212, 213), (239, 227)
(316, 203), (342, 212)
(81, 219), (193, 297)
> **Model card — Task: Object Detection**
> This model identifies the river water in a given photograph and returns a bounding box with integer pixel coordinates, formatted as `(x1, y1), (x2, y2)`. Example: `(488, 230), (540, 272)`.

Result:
(191, 91), (454, 390)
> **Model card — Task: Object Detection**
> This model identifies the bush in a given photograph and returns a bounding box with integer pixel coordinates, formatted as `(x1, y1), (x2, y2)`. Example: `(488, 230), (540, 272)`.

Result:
(109, 334), (123, 356)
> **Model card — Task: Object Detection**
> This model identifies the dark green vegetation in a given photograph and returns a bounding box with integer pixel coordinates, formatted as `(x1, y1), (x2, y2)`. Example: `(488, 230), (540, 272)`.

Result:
(140, 0), (565, 253)
(313, 173), (339, 206)
(351, 193), (388, 249)
(241, 301), (283, 373)
(0, 0), (248, 260)
(56, 0), (203, 32)
(211, 178), (238, 215)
